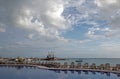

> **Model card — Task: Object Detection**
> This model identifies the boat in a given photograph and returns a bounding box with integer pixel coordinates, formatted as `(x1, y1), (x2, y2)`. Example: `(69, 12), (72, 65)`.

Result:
(41, 53), (66, 61)
(75, 59), (83, 62)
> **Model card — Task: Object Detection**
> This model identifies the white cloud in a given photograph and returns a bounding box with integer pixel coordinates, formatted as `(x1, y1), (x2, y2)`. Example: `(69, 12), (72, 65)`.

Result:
(0, 0), (70, 41)
(99, 41), (120, 53)
(0, 28), (5, 32)
(0, 23), (6, 32)
(86, 27), (103, 39)
(15, 42), (25, 45)
(95, 0), (117, 7)
(0, 0), (119, 40)
(27, 34), (34, 40)
(15, 0), (69, 40)
(7, 42), (31, 48)
(64, 0), (98, 26)
(79, 39), (91, 44)
(95, 0), (120, 29)
(14, 0), (120, 41)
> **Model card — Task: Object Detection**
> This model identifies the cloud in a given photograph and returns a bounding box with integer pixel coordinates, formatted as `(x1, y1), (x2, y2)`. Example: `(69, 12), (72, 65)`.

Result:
(95, 0), (120, 29)
(15, 42), (26, 46)
(0, 0), (70, 41)
(1, 0), (119, 40)
(6, 41), (31, 49)
(0, 0), (119, 39)
(99, 41), (120, 53)
(27, 34), (34, 40)
(64, 0), (98, 26)
(0, 27), (5, 32)
(79, 39), (91, 44)
(95, 0), (118, 7)
(0, 23), (6, 32)
(15, 0), (70, 40)
(86, 26), (113, 39)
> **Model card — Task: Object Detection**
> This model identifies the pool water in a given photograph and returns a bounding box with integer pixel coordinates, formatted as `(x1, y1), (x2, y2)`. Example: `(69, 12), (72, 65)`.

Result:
(0, 67), (120, 79)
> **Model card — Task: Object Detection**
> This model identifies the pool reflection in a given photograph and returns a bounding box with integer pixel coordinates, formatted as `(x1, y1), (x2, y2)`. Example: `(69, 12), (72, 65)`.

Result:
(49, 69), (120, 77)
(0, 66), (120, 79)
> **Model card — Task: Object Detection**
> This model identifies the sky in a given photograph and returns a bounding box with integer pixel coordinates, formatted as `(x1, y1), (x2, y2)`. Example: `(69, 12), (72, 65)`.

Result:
(0, 0), (120, 58)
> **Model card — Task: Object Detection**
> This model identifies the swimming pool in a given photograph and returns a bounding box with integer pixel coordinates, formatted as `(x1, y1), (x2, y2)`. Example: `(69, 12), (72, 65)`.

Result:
(0, 67), (119, 79)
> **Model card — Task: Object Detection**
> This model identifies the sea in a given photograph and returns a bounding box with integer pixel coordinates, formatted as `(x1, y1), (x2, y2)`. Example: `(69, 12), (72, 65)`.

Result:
(0, 58), (120, 79)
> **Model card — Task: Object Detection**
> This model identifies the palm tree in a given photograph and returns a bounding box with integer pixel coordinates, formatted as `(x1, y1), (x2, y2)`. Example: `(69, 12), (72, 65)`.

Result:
(90, 63), (96, 69)
(56, 62), (61, 68)
(44, 62), (48, 66)
(41, 62), (44, 66)
(83, 63), (89, 69)
(76, 62), (81, 68)
(38, 61), (41, 65)
(63, 62), (68, 68)
(70, 62), (75, 68)
(17, 57), (24, 64)
(116, 64), (120, 71)
(100, 64), (105, 70)
(105, 63), (110, 70)
(112, 67), (117, 71)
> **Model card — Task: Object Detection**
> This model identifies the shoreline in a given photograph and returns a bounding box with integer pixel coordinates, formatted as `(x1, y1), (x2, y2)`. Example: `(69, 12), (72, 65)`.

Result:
(0, 64), (120, 74)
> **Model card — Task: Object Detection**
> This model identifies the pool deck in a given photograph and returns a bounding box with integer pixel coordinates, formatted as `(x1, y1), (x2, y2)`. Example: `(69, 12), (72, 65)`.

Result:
(0, 64), (120, 74)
